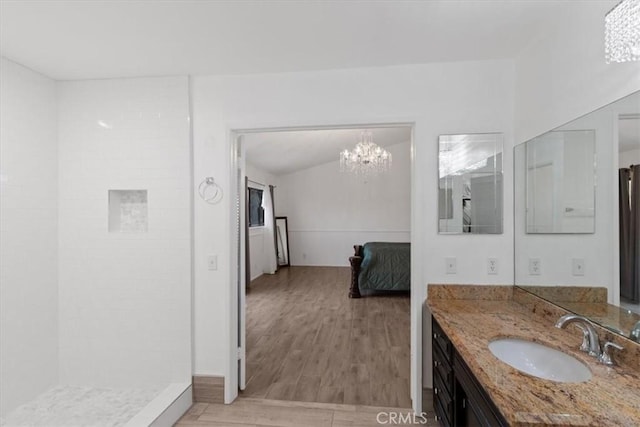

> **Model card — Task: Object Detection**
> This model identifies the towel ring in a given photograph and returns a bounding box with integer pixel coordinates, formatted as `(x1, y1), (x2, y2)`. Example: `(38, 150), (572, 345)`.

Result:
(198, 177), (223, 204)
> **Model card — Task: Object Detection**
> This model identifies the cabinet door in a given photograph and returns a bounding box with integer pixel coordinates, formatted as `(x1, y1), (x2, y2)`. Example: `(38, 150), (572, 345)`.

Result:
(454, 352), (508, 427)
(454, 381), (483, 427)
(454, 377), (486, 427)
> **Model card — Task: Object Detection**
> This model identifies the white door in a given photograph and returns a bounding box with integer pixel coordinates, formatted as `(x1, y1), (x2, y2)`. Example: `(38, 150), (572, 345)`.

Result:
(234, 134), (247, 391)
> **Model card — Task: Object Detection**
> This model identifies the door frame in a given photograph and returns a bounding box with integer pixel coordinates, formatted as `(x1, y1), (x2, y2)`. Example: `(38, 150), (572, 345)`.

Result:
(227, 120), (420, 411)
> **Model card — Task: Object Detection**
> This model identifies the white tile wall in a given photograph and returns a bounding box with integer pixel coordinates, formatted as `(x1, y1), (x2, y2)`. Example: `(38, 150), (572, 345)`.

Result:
(56, 77), (192, 389)
(0, 57), (59, 417)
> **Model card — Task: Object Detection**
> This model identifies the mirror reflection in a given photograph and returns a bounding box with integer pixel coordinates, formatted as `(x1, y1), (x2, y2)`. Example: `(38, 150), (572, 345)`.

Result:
(519, 285), (640, 340)
(619, 114), (640, 309)
(275, 216), (290, 267)
(438, 133), (503, 234)
(515, 90), (640, 340)
(525, 130), (595, 234)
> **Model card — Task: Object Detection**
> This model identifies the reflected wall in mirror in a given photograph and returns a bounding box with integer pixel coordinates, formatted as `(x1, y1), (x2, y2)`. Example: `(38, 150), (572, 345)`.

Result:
(514, 90), (640, 341)
(275, 216), (290, 267)
(438, 133), (503, 234)
(519, 285), (640, 339)
(525, 130), (596, 233)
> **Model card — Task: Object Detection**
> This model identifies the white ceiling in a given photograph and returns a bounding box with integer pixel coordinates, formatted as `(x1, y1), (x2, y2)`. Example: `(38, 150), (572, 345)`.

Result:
(243, 127), (411, 176)
(1, 1), (620, 173)
(0, 0), (589, 80)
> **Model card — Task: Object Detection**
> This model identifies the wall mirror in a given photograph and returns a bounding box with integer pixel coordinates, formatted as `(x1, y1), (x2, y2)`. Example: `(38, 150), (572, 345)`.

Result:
(275, 216), (290, 267)
(525, 130), (596, 233)
(514, 90), (640, 340)
(438, 133), (503, 234)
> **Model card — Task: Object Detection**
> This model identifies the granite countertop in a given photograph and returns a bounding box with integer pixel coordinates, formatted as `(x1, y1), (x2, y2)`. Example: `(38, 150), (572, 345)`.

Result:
(427, 295), (640, 426)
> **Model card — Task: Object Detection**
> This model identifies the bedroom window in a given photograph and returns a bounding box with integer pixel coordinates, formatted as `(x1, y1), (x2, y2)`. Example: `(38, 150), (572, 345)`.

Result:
(248, 187), (265, 227)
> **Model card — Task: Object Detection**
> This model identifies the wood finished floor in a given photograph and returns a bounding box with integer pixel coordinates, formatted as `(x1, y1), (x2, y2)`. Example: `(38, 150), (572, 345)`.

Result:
(175, 398), (431, 427)
(241, 266), (411, 408)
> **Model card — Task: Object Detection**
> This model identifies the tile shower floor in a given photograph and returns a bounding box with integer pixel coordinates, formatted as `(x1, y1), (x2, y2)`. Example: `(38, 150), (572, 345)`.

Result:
(1, 386), (160, 427)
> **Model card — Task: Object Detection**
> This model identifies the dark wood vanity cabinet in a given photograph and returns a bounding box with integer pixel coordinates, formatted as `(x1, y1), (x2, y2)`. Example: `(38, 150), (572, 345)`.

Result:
(432, 318), (455, 425)
(432, 317), (508, 427)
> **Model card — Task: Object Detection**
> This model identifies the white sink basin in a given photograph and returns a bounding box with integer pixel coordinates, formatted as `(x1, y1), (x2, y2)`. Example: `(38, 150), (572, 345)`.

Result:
(488, 338), (592, 383)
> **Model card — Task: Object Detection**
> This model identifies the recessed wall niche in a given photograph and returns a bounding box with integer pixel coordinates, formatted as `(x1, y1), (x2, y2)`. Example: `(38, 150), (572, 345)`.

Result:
(108, 190), (148, 233)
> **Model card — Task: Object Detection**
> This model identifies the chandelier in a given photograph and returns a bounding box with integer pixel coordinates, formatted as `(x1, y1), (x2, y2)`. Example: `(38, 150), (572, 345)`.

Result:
(340, 130), (392, 175)
(605, 0), (640, 63)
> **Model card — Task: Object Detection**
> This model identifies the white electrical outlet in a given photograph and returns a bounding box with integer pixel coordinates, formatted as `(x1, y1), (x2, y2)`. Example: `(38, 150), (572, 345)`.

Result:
(207, 254), (218, 271)
(529, 258), (541, 275)
(572, 258), (585, 276)
(445, 257), (457, 274)
(487, 258), (498, 275)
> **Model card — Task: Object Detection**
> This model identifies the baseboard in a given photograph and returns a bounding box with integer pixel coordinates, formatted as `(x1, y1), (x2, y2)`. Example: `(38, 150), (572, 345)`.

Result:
(192, 375), (224, 404)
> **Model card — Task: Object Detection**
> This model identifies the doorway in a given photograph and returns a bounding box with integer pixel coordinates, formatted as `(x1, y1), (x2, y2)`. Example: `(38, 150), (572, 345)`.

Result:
(231, 124), (414, 408)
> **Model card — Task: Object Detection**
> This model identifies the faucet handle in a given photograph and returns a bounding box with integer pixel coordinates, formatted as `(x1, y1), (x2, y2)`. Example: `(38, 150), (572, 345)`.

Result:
(598, 341), (624, 366)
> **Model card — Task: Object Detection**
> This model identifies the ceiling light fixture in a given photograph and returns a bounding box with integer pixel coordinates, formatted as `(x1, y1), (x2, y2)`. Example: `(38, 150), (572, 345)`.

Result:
(340, 130), (392, 175)
(605, 0), (640, 63)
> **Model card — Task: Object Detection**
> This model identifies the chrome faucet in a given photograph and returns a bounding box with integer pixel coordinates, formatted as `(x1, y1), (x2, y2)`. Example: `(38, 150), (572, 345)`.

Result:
(631, 321), (640, 343)
(555, 314), (601, 357)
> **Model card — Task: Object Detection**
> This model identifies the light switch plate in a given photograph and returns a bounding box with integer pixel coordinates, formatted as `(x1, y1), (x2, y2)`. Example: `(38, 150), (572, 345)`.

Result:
(446, 257), (457, 274)
(572, 258), (585, 276)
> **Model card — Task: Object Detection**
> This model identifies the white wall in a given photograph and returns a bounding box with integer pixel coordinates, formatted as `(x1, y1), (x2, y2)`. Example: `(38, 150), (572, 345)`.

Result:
(619, 148), (640, 167)
(191, 60), (515, 405)
(276, 141), (410, 266)
(514, 1), (640, 145)
(513, 2), (640, 309)
(245, 161), (278, 281)
(0, 58), (59, 416)
(248, 227), (265, 281)
(56, 77), (192, 388)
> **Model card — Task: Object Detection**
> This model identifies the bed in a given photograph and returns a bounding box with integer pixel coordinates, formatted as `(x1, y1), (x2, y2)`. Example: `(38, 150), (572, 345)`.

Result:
(348, 242), (411, 298)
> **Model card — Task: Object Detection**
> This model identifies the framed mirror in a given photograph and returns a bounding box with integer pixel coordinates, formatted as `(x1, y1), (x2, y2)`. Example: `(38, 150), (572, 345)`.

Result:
(438, 133), (503, 234)
(275, 216), (290, 267)
(514, 90), (640, 340)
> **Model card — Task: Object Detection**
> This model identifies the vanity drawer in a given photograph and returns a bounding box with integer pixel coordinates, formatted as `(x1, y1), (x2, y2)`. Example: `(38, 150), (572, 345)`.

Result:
(433, 369), (453, 427)
(432, 318), (453, 360)
(434, 397), (452, 427)
(433, 341), (454, 394)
